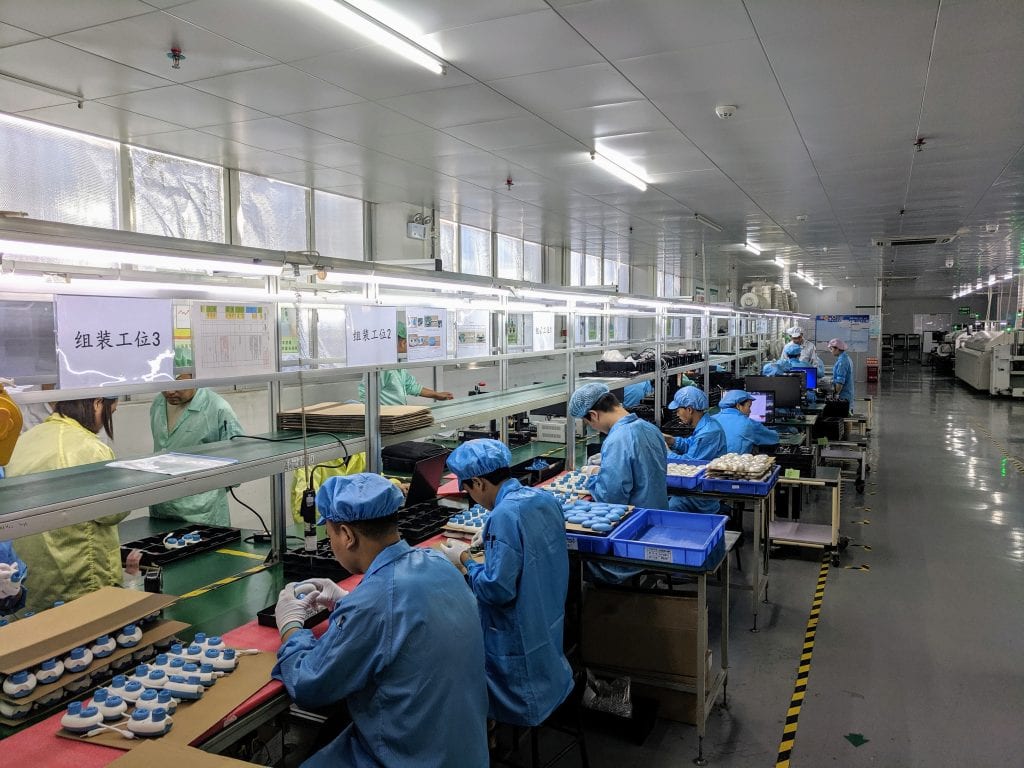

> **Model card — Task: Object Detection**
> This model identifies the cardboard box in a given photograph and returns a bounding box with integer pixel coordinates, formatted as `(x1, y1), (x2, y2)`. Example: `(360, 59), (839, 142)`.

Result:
(107, 741), (262, 767)
(581, 586), (705, 679)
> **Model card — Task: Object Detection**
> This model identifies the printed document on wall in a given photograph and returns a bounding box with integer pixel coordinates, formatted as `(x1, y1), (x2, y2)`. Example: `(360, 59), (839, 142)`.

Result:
(346, 305), (398, 367)
(55, 295), (174, 388)
(193, 302), (275, 378)
(456, 309), (490, 358)
(406, 307), (447, 362)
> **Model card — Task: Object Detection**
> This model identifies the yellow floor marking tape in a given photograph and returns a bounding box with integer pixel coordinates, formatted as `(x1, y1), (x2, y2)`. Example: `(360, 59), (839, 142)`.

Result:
(178, 563), (273, 600)
(216, 548), (267, 560)
(775, 555), (831, 768)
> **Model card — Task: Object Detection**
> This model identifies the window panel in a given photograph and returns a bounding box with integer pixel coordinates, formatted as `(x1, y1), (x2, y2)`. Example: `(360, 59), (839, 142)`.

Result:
(439, 220), (456, 271)
(314, 190), (363, 260)
(584, 253), (602, 286)
(237, 172), (307, 251)
(523, 241), (543, 283)
(130, 147), (224, 242)
(569, 251), (582, 286)
(0, 114), (119, 229)
(618, 262), (631, 293)
(603, 258), (618, 287)
(496, 234), (523, 279)
(459, 224), (491, 276)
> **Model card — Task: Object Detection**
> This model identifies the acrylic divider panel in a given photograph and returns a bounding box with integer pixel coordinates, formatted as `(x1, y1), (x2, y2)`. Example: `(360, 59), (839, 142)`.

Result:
(345, 305), (398, 367)
(54, 295), (174, 388)
(192, 302), (275, 378)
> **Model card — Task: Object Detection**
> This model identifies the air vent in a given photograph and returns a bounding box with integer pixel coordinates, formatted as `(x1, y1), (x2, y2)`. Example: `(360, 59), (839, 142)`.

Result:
(872, 234), (958, 247)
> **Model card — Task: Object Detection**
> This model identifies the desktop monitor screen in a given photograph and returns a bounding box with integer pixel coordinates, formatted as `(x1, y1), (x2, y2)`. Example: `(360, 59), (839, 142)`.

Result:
(785, 369), (808, 390)
(747, 391), (775, 424)
(791, 365), (818, 389)
(743, 375), (802, 409)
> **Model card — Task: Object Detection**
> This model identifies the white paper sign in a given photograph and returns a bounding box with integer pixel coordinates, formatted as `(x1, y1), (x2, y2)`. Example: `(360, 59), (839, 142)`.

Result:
(456, 309), (490, 359)
(192, 302), (275, 377)
(532, 312), (555, 351)
(346, 305), (398, 366)
(55, 295), (174, 388)
(406, 307), (447, 362)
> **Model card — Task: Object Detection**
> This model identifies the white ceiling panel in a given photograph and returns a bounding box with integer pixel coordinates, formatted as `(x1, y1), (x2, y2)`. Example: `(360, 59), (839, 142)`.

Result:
(280, 140), (372, 168)
(0, 80), (73, 113)
(274, 167), (365, 190)
(370, 0), (548, 34)
(445, 115), (570, 151)
(369, 130), (480, 163)
(284, 102), (423, 141)
(378, 84), (524, 129)
(489, 63), (641, 113)
(17, 101), (182, 140)
(0, 22), (38, 48)
(200, 117), (339, 152)
(131, 128), (256, 166)
(100, 85), (265, 128)
(547, 100), (673, 140)
(0, 1), (151, 37)
(0, 39), (171, 101)
(425, 10), (601, 81)
(189, 65), (364, 115)
(227, 145), (313, 176)
(499, 140), (594, 174)
(56, 11), (277, 83)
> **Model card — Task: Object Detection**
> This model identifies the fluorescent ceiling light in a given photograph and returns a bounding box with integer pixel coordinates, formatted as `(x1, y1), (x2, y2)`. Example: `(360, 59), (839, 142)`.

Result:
(515, 287), (609, 305)
(773, 257), (787, 268)
(0, 238), (282, 277)
(744, 242), (761, 256)
(694, 213), (723, 233)
(1005, 272), (1013, 280)
(590, 151), (648, 192)
(817, 282), (824, 290)
(617, 297), (668, 309)
(322, 270), (509, 296)
(294, 0), (446, 74)
(989, 275), (997, 285)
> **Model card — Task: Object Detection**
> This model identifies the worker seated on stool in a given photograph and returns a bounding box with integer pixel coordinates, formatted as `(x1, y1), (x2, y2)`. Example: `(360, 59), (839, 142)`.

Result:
(663, 386), (727, 514)
(713, 390), (780, 455)
(273, 473), (489, 767)
(441, 439), (574, 728)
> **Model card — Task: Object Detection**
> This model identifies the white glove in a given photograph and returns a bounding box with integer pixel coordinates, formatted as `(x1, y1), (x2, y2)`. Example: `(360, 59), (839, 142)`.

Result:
(578, 464), (600, 477)
(439, 538), (471, 569)
(587, 453), (602, 466)
(0, 562), (24, 599)
(275, 585), (311, 636)
(470, 529), (484, 548)
(295, 578), (348, 611)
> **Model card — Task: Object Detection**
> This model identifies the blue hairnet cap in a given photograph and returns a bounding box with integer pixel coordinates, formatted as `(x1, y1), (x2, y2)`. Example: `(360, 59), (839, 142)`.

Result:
(568, 382), (610, 419)
(447, 439), (512, 483)
(783, 342), (802, 358)
(761, 363), (779, 376)
(720, 390), (753, 408)
(668, 385), (708, 411)
(315, 474), (404, 525)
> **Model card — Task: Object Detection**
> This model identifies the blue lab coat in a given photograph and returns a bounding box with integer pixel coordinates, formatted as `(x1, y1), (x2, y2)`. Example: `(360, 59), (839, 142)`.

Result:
(713, 406), (780, 454)
(465, 479), (573, 726)
(622, 381), (653, 408)
(273, 541), (489, 768)
(669, 414), (727, 514)
(831, 351), (855, 403)
(0, 540), (27, 612)
(588, 413), (669, 510)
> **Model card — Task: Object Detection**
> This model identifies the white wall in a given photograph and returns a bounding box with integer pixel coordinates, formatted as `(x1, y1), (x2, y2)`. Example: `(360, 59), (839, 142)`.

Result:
(371, 202), (433, 263)
(791, 284), (879, 384)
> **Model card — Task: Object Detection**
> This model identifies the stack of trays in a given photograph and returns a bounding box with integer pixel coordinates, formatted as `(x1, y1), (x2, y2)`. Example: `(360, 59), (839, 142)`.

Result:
(539, 470), (592, 498)
(276, 403), (433, 435)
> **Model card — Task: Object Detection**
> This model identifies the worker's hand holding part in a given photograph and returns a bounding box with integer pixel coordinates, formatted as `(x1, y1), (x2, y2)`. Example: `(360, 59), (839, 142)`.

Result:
(470, 529), (484, 549)
(578, 464), (600, 477)
(275, 585), (312, 637)
(440, 538), (471, 569)
(297, 577), (348, 611)
(0, 562), (24, 599)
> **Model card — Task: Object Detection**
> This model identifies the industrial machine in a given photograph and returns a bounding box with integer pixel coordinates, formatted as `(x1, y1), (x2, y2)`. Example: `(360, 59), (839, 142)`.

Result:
(955, 330), (1024, 397)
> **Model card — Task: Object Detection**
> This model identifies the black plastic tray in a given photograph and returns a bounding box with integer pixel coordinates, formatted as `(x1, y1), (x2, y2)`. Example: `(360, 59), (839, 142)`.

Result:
(509, 456), (566, 487)
(120, 523), (242, 566)
(282, 541), (352, 583)
(398, 500), (453, 545)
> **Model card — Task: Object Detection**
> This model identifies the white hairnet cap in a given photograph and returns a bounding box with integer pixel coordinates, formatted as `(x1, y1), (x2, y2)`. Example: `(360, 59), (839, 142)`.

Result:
(787, 326), (804, 337)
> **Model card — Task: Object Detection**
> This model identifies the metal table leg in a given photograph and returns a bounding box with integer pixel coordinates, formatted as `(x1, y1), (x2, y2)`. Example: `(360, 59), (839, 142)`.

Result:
(695, 571), (708, 766)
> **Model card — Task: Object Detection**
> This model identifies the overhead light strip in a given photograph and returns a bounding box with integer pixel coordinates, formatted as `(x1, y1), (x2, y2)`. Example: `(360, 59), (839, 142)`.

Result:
(694, 213), (723, 233)
(590, 151), (648, 192)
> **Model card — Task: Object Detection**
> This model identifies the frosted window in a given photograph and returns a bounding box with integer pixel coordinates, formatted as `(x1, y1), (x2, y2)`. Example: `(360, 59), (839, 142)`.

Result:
(0, 114), (119, 228)
(130, 147), (224, 242)
(618, 263), (631, 293)
(439, 220), (456, 271)
(460, 224), (491, 276)
(603, 258), (618, 288)
(584, 253), (602, 286)
(314, 190), (363, 260)
(496, 234), (523, 279)
(237, 172), (307, 251)
(569, 251), (582, 286)
(523, 241), (543, 283)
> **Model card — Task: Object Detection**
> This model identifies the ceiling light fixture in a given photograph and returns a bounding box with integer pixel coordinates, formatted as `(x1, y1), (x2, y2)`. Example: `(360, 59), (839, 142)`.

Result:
(744, 242), (761, 256)
(322, 270), (509, 296)
(590, 150), (648, 192)
(694, 213), (723, 233)
(293, 0), (446, 74)
(773, 257), (787, 268)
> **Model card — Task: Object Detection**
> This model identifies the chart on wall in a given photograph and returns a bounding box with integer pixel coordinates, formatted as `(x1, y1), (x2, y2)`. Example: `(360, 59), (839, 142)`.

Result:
(815, 314), (870, 352)
(54, 295), (174, 387)
(192, 302), (275, 377)
(456, 309), (490, 358)
(406, 307), (447, 361)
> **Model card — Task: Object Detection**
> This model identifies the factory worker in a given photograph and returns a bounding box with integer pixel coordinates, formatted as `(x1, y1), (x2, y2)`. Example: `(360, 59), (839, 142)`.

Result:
(150, 374), (244, 526)
(828, 338), (855, 404)
(787, 326), (825, 373)
(273, 473), (488, 768)
(569, 382), (668, 510)
(622, 379), (653, 409)
(440, 439), (574, 727)
(664, 386), (727, 514)
(358, 321), (454, 405)
(762, 359), (792, 377)
(5, 398), (128, 611)
(713, 390), (780, 454)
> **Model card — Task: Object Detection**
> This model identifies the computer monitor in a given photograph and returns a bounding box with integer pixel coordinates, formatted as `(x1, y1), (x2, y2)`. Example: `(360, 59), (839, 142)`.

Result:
(791, 365), (818, 389)
(747, 391), (775, 425)
(743, 375), (802, 409)
(785, 369), (808, 390)
(404, 450), (451, 507)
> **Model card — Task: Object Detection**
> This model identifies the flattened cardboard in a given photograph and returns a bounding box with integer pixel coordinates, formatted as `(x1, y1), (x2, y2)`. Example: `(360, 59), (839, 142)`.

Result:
(0, 619), (189, 712)
(0, 587), (177, 675)
(107, 740), (260, 767)
(59, 651), (277, 751)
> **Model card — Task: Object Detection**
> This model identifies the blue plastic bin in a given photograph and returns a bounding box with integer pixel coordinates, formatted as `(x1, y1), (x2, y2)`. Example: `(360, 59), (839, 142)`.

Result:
(608, 508), (727, 567)
(565, 529), (613, 554)
(699, 465), (781, 496)
(665, 457), (707, 490)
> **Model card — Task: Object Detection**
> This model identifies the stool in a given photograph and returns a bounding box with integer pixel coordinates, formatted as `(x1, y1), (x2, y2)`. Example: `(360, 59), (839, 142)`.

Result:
(491, 676), (590, 768)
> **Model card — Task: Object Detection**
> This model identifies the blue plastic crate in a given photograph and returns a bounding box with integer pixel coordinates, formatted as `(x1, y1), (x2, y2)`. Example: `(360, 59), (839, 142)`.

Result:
(565, 529), (613, 554)
(608, 508), (727, 568)
(665, 456), (707, 490)
(699, 465), (781, 496)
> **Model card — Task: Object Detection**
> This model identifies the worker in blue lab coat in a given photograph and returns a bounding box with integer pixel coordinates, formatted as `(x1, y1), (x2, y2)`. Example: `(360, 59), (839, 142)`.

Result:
(273, 474), (488, 768)
(828, 338), (855, 403)
(713, 390), (780, 454)
(622, 380), (653, 408)
(439, 439), (573, 727)
(664, 386), (727, 514)
(762, 358), (793, 377)
(569, 382), (668, 511)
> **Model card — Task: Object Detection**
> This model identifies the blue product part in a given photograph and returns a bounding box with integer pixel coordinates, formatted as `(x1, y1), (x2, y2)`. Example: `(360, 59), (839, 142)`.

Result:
(591, 522), (613, 533)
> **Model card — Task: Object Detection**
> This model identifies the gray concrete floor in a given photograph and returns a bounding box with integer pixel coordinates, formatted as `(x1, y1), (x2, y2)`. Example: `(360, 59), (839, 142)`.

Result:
(553, 366), (1024, 768)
